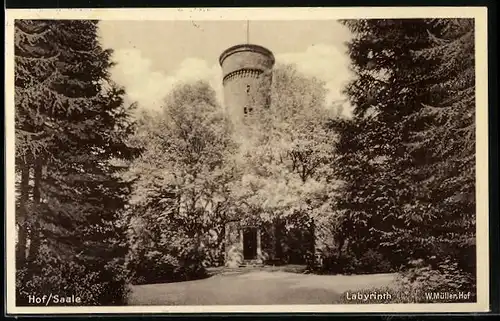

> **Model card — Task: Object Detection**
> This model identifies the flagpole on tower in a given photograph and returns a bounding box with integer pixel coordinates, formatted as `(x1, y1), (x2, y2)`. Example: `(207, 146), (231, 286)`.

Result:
(246, 20), (250, 44)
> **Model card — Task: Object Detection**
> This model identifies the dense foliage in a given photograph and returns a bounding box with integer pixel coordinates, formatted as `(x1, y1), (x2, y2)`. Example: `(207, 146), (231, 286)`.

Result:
(236, 64), (342, 266)
(123, 81), (236, 283)
(15, 20), (137, 305)
(330, 18), (476, 295)
(122, 65), (341, 281)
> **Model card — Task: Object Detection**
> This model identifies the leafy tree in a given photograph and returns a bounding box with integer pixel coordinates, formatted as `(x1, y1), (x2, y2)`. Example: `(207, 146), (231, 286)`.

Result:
(232, 64), (341, 265)
(15, 20), (137, 305)
(123, 81), (236, 282)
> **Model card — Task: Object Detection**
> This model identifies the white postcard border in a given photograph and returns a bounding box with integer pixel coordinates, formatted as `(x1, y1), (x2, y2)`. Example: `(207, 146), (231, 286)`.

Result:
(4, 6), (490, 314)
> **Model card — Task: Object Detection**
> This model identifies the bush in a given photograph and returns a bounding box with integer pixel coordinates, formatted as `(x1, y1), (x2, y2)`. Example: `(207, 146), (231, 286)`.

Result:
(337, 286), (417, 304)
(127, 237), (207, 285)
(340, 257), (476, 304)
(201, 229), (225, 267)
(357, 249), (393, 273)
(318, 253), (357, 275)
(396, 257), (476, 303)
(338, 258), (476, 304)
(317, 248), (394, 275)
(16, 245), (130, 306)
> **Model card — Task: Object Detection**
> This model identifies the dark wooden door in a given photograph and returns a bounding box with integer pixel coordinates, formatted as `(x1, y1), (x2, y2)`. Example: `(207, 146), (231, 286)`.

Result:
(243, 228), (257, 260)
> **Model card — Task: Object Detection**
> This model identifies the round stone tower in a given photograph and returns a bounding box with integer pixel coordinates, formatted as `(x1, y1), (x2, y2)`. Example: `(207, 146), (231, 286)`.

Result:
(219, 44), (275, 125)
(220, 44), (275, 268)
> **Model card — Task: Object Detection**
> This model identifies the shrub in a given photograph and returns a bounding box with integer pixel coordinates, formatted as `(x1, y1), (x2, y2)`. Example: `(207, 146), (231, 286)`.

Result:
(318, 252), (357, 275)
(317, 248), (394, 275)
(357, 249), (393, 273)
(201, 229), (225, 267)
(337, 286), (417, 304)
(338, 259), (476, 304)
(127, 236), (208, 285)
(396, 257), (476, 303)
(16, 244), (130, 306)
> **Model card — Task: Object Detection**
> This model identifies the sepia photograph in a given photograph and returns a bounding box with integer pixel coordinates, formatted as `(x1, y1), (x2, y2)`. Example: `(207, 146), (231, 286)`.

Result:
(4, 7), (489, 314)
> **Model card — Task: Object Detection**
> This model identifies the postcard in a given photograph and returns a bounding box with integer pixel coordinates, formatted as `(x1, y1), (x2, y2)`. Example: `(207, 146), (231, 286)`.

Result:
(4, 6), (489, 314)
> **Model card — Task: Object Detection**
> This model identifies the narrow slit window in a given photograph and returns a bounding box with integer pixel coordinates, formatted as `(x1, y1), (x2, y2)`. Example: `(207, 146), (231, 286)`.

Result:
(246, 85), (251, 94)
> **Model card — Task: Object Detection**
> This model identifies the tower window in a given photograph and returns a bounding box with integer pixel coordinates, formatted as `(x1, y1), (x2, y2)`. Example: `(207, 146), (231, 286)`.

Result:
(244, 107), (248, 115)
(246, 85), (250, 94)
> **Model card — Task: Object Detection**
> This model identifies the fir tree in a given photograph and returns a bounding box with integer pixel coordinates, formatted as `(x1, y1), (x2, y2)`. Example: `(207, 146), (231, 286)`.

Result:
(334, 19), (441, 267)
(335, 18), (476, 291)
(405, 18), (476, 274)
(15, 20), (137, 305)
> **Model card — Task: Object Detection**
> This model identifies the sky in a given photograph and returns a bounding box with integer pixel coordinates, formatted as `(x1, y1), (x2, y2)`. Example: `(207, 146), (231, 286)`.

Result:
(98, 20), (354, 116)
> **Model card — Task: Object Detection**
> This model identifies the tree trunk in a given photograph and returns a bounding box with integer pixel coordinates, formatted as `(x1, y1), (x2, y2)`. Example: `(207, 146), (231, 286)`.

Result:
(219, 222), (226, 266)
(307, 217), (315, 268)
(16, 161), (30, 267)
(27, 158), (43, 262)
(274, 217), (284, 263)
(336, 235), (346, 260)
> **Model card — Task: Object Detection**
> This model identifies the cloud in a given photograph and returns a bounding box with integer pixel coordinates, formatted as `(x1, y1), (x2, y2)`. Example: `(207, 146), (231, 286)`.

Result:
(109, 43), (353, 117)
(276, 44), (354, 118)
(110, 49), (223, 110)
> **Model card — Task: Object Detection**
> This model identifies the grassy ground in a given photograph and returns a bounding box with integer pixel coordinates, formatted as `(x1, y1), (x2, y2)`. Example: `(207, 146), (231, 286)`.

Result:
(128, 268), (398, 305)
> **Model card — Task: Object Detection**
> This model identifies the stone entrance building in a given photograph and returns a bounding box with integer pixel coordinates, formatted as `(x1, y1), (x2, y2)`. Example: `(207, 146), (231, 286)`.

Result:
(219, 44), (322, 268)
(223, 219), (317, 268)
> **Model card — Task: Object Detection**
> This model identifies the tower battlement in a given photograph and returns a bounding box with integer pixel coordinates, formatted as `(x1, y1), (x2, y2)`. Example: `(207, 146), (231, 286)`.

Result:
(219, 44), (275, 125)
